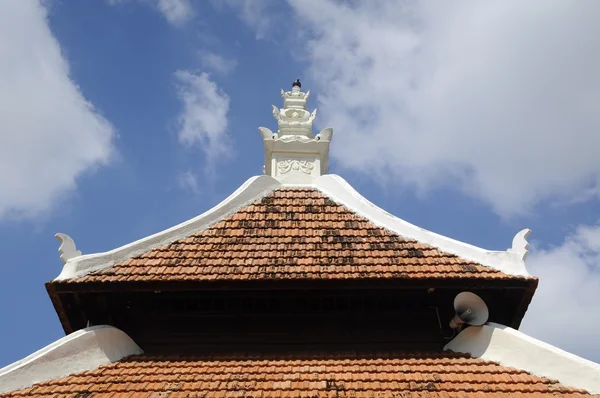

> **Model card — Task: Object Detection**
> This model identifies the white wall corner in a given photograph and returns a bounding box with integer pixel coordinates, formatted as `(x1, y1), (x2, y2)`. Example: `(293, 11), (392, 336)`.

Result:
(0, 325), (143, 394)
(55, 175), (281, 281)
(444, 323), (600, 394)
(313, 174), (532, 277)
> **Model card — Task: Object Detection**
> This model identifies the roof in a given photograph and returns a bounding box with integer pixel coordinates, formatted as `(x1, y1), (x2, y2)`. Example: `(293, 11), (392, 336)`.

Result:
(4, 324), (599, 395)
(51, 186), (533, 285)
(3, 352), (595, 397)
(445, 323), (600, 395)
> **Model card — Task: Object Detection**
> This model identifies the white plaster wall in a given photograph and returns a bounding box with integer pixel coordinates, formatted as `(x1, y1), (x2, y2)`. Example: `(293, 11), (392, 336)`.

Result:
(444, 323), (600, 394)
(0, 325), (143, 394)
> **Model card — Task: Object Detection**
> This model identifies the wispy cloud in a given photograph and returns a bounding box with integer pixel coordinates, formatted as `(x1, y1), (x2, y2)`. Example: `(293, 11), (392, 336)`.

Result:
(107, 0), (194, 26)
(157, 0), (194, 26)
(280, 0), (600, 218)
(178, 170), (200, 195)
(521, 223), (600, 362)
(0, 0), (115, 220)
(216, 0), (277, 39)
(200, 52), (237, 75)
(174, 71), (232, 172)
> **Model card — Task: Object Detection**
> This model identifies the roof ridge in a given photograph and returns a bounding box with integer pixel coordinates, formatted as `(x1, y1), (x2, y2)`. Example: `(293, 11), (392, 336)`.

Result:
(52, 175), (281, 281)
(51, 178), (534, 284)
(0, 325), (142, 394)
(445, 323), (600, 394)
(49, 174), (534, 283)
(312, 174), (532, 277)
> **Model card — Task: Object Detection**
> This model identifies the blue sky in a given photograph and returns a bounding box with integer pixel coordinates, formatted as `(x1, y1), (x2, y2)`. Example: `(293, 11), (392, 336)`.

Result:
(1, 0), (600, 367)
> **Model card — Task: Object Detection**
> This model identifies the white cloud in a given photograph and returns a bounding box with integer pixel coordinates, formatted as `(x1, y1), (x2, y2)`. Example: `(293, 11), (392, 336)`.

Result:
(174, 71), (231, 169)
(200, 52), (237, 75)
(283, 1), (600, 218)
(157, 0), (193, 26)
(178, 170), (200, 195)
(0, 0), (115, 220)
(217, 0), (275, 39)
(521, 224), (600, 362)
(107, 0), (194, 26)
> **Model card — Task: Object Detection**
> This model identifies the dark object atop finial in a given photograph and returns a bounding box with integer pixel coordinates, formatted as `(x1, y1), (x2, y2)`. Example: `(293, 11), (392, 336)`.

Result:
(292, 79), (301, 88)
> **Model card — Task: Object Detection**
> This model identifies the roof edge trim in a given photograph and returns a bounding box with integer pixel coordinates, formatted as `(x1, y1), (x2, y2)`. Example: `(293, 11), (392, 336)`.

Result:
(444, 323), (600, 394)
(55, 175), (281, 281)
(313, 174), (530, 277)
(0, 325), (143, 394)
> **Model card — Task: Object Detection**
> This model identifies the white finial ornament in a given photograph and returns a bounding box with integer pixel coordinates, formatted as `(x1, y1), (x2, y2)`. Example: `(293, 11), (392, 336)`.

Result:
(508, 229), (531, 261)
(271, 80), (316, 137)
(259, 79), (334, 184)
(55, 233), (82, 264)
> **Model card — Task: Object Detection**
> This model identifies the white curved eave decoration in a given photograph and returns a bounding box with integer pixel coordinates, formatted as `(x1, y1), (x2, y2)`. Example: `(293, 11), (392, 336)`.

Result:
(55, 175), (281, 280)
(444, 323), (600, 394)
(313, 174), (531, 277)
(55, 233), (82, 264)
(0, 325), (143, 394)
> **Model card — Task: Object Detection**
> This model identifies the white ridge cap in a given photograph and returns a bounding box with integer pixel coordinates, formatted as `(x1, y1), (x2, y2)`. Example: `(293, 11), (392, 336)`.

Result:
(444, 323), (600, 394)
(55, 175), (281, 280)
(0, 325), (143, 394)
(313, 174), (531, 277)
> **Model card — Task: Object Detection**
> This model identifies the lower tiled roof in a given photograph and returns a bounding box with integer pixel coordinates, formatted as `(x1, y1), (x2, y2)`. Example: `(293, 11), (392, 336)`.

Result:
(63, 188), (526, 284)
(3, 352), (593, 397)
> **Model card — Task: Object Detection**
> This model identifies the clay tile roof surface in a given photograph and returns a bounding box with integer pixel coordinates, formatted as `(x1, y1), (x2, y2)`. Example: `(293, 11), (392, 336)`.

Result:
(61, 188), (532, 284)
(2, 352), (595, 397)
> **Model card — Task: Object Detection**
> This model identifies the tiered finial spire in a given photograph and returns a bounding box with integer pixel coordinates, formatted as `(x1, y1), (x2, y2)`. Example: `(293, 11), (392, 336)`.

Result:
(259, 80), (333, 183)
(272, 80), (316, 137)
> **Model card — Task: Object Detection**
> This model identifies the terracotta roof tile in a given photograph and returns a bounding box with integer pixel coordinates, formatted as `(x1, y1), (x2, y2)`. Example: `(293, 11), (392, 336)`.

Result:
(60, 188), (533, 284)
(3, 352), (595, 397)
